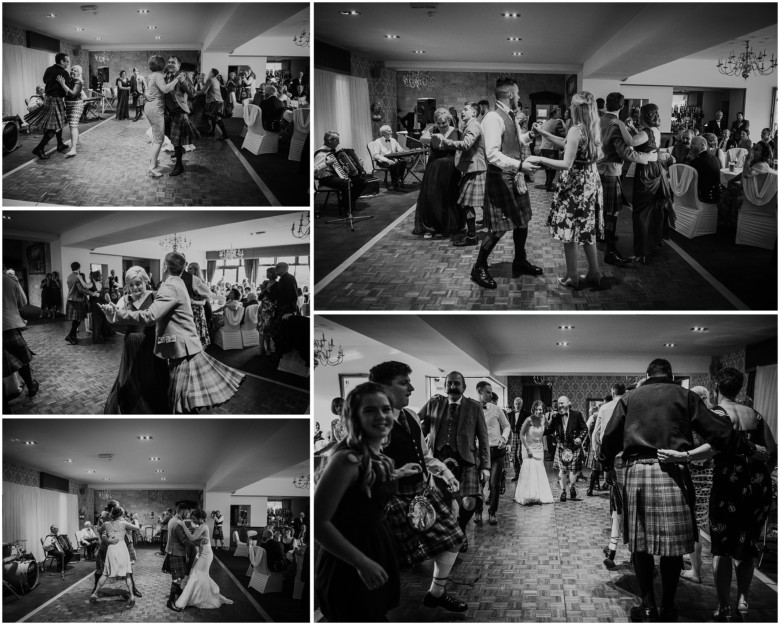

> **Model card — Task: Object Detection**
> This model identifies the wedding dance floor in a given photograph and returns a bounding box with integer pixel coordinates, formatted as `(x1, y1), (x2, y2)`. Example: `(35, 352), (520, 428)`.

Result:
(2, 116), (271, 207)
(386, 463), (777, 623)
(5, 319), (308, 415)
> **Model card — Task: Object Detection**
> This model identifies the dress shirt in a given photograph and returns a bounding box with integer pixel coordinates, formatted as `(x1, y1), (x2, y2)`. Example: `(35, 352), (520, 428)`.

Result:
(369, 136), (403, 164)
(313, 145), (335, 179)
(482, 403), (511, 447)
(594, 397), (620, 447)
(481, 101), (533, 173)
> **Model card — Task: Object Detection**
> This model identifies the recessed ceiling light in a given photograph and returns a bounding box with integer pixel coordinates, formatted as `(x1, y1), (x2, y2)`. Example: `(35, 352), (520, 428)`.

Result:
(556, 342), (569, 347)
(507, 37), (521, 41)
(339, 10), (360, 15)
(385, 34), (400, 39)
(24, 441), (37, 445)
(147, 25), (157, 30)
(512, 52), (523, 56)
(502, 12), (520, 18)
(412, 50), (426, 54)
(558, 325), (575, 330)
(94, 37), (102, 40)
(664, 343), (676, 347)
(156, 469), (164, 473)
(87, 470), (96, 474)
(45, 13), (56, 18)
(74, 27), (85, 31)
(3, 215), (11, 221)
(160, 477), (167, 481)
(137, 435), (153, 440)
(154, 36), (162, 40)
(149, 457), (160, 461)
(64, 459), (73, 463)
(137, 9), (150, 14)
(690, 327), (709, 332)
(103, 478), (111, 481)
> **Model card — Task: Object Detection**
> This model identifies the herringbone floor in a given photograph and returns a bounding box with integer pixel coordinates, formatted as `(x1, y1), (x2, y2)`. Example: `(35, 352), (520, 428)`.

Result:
(5, 321), (308, 415)
(3, 116), (269, 206)
(315, 177), (736, 311)
(389, 464), (777, 622)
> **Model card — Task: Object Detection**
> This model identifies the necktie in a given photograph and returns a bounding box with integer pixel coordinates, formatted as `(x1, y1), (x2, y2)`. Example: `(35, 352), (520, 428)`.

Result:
(385, 139), (391, 143)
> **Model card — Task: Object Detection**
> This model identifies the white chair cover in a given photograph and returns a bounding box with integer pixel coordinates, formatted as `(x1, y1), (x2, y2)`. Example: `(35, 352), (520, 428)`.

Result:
(246, 545), (284, 594)
(288, 107), (310, 162)
(668, 164), (696, 196)
(242, 103), (278, 155)
(669, 164), (717, 239)
(233, 531), (249, 558)
(243, 103), (261, 128)
(727, 147), (749, 168)
(223, 303), (244, 329)
(743, 170), (778, 206)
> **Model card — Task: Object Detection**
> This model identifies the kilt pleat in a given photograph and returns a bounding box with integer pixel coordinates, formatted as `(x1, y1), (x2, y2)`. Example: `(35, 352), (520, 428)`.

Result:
(168, 351), (245, 413)
(458, 171), (486, 208)
(384, 487), (465, 566)
(600, 173), (624, 216)
(165, 110), (199, 147)
(3, 329), (33, 377)
(622, 459), (696, 556)
(24, 97), (66, 132)
(556, 444), (584, 473)
(204, 101), (225, 120)
(484, 166), (532, 232)
(66, 300), (86, 322)
(167, 554), (187, 581)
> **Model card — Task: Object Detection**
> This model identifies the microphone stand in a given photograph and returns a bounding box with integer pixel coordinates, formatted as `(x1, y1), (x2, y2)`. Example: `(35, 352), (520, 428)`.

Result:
(325, 176), (374, 232)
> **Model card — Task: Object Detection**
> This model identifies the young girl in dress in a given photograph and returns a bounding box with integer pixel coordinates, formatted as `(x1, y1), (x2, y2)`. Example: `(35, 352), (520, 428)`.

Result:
(514, 400), (555, 505)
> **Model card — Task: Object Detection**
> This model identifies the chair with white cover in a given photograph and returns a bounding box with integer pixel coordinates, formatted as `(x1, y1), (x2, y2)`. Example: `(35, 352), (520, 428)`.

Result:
(736, 171), (778, 249)
(726, 147), (749, 169)
(241, 305), (260, 347)
(246, 530), (258, 545)
(144, 526), (153, 542)
(245, 545), (284, 594)
(242, 103), (278, 155)
(233, 530), (249, 557)
(214, 303), (244, 350)
(668, 164), (718, 238)
(288, 107), (310, 162)
(717, 149), (728, 169)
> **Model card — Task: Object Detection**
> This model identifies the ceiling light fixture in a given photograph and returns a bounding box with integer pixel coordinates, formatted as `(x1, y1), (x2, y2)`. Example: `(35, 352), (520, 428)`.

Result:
(664, 343), (676, 347)
(137, 435), (153, 440)
(155, 36), (162, 39)
(103, 478), (111, 481)
(502, 12), (520, 18)
(64, 459), (73, 463)
(507, 37), (521, 41)
(45, 13), (56, 18)
(160, 477), (167, 481)
(512, 52), (523, 56)
(385, 34), (400, 39)
(339, 10), (360, 15)
(3, 215), (11, 220)
(87, 470), (96, 474)
(137, 9), (150, 13)
(23, 441), (37, 445)
(717, 39), (776, 80)
(146, 25), (157, 30)
(156, 469), (164, 473)
(412, 50), (426, 54)
(690, 327), (709, 332)
(94, 37), (102, 40)
(556, 342), (569, 347)
(74, 27), (85, 31)
(149, 457), (160, 461)
(558, 325), (575, 330)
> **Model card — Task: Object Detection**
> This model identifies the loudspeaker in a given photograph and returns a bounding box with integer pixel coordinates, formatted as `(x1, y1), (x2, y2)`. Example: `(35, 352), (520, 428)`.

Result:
(416, 98), (436, 125)
(97, 66), (110, 84)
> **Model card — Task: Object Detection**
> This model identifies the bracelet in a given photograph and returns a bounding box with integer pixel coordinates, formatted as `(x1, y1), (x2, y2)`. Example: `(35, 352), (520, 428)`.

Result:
(685, 451), (691, 463)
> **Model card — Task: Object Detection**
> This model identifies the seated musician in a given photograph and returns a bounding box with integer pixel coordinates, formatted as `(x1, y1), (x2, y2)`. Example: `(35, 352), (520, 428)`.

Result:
(314, 130), (368, 213)
(80, 521), (100, 559)
(27, 86), (45, 113)
(43, 524), (75, 570)
(369, 124), (407, 190)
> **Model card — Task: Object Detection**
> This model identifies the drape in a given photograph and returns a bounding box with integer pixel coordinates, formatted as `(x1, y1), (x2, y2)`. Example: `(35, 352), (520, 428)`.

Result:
(743, 171), (778, 205)
(313, 69), (373, 172)
(244, 258), (259, 286)
(2, 44), (55, 119)
(206, 260), (217, 284)
(2, 482), (79, 563)
(668, 164), (696, 196)
(754, 364), (777, 440)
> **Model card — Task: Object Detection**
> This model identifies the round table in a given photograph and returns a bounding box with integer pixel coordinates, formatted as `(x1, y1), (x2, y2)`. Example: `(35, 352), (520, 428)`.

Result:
(720, 167), (740, 186)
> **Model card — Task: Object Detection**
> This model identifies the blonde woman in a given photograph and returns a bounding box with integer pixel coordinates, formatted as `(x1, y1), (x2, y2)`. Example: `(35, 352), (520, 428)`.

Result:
(530, 91), (606, 289)
(143, 55), (185, 177)
(56, 64), (85, 157)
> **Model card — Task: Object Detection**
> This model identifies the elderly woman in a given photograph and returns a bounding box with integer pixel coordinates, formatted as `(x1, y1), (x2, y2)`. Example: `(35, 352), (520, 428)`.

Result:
(104, 266), (169, 414)
(199, 68), (229, 141)
(412, 107), (462, 238)
(143, 55), (185, 177)
(56, 65), (85, 157)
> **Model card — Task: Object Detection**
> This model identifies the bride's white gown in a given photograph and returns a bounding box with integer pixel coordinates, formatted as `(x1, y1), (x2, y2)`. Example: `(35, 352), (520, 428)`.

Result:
(514, 421), (555, 505)
(175, 526), (234, 610)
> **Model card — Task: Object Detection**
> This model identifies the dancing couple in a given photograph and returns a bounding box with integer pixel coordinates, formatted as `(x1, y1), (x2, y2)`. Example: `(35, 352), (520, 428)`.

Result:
(90, 500), (142, 605)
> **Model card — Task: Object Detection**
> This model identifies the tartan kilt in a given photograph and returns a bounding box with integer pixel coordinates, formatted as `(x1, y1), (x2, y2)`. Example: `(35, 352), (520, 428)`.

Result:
(509, 431), (521, 468)
(485, 165), (532, 232)
(622, 459), (696, 556)
(66, 300), (86, 322)
(24, 96), (66, 132)
(556, 445), (583, 473)
(610, 454), (625, 515)
(456, 463), (481, 499)
(213, 525), (224, 540)
(458, 171), (486, 208)
(65, 99), (85, 128)
(168, 351), (245, 413)
(204, 100), (225, 120)
(167, 554), (187, 581)
(3, 329), (33, 377)
(586, 440), (602, 471)
(165, 110), (199, 147)
(384, 487), (465, 566)
(600, 173), (624, 217)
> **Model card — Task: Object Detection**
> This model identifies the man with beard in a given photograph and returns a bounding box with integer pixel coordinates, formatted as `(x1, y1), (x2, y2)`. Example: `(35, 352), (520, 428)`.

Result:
(507, 397), (527, 481)
(471, 78), (543, 289)
(544, 396), (587, 501)
(163, 56), (196, 176)
(368, 361), (468, 613)
(419, 372), (490, 549)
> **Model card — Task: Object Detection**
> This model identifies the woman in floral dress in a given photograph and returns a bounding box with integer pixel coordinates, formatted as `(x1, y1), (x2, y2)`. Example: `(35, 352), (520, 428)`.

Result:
(530, 91), (606, 290)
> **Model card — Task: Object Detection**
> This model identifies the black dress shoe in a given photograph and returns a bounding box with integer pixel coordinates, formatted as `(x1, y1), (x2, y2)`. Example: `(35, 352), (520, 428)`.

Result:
(459, 538), (468, 553)
(629, 605), (659, 622)
(453, 235), (478, 247)
(570, 486), (577, 500)
(604, 250), (632, 266)
(659, 607), (678, 622)
(423, 591), (468, 612)
(488, 515), (497, 526)
(27, 380), (39, 398)
(587, 487), (594, 496)
(473, 513), (482, 525)
(166, 600), (182, 612)
(471, 264), (497, 289)
(560, 490), (567, 502)
(169, 163), (184, 176)
(57, 144), (69, 152)
(33, 147), (50, 160)
(512, 258), (544, 277)
(132, 588), (142, 598)
(603, 550), (616, 569)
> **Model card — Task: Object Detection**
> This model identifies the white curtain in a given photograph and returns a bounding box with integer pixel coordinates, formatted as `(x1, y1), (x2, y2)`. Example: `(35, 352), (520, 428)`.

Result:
(2, 482), (79, 563)
(313, 69), (373, 172)
(2, 44), (55, 119)
(754, 364), (777, 440)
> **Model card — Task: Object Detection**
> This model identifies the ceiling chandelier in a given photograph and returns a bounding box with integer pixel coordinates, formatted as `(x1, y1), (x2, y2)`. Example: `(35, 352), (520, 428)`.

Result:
(314, 332), (343, 368)
(291, 212), (310, 239)
(402, 70), (434, 90)
(159, 233), (191, 253)
(717, 40), (776, 79)
(292, 473), (310, 489)
(532, 376), (554, 387)
(97, 490), (114, 500)
(93, 51), (113, 64)
(292, 25), (310, 47)
(219, 245), (244, 261)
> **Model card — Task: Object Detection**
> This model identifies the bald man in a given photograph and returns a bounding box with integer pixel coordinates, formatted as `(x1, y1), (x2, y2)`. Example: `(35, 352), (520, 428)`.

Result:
(368, 124), (407, 190)
(544, 396), (587, 501)
(687, 136), (722, 204)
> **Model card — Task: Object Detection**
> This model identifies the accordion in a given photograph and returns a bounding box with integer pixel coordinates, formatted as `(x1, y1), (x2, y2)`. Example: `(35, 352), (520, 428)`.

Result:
(325, 148), (366, 179)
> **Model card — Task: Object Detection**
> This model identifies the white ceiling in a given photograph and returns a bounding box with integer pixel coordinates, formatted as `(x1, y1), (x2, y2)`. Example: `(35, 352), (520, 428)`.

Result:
(2, 419), (309, 493)
(320, 315), (777, 376)
(686, 25), (777, 61)
(2, 2), (307, 51)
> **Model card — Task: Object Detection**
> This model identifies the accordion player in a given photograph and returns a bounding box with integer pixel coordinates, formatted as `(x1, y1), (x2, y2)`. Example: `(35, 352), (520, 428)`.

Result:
(314, 131), (369, 212)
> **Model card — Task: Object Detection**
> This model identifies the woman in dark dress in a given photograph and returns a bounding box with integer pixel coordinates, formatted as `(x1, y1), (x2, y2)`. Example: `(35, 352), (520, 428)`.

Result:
(115, 70), (131, 121)
(412, 108), (462, 238)
(708, 367), (776, 620)
(315, 382), (402, 622)
(104, 266), (169, 414)
(40, 273), (61, 318)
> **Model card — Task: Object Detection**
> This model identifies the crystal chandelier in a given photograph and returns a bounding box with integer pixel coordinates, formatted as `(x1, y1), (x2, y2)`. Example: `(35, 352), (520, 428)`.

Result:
(219, 245), (244, 261)
(98, 490), (114, 500)
(159, 233), (191, 252)
(291, 212), (310, 239)
(717, 40), (776, 80)
(94, 51), (112, 64)
(532, 376), (554, 387)
(292, 473), (310, 489)
(314, 332), (343, 368)
(292, 26), (310, 47)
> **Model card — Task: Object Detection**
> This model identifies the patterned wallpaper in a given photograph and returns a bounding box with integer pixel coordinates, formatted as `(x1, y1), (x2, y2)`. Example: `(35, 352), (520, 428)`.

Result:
(92, 489), (202, 528)
(3, 23), (26, 46)
(508, 375), (634, 415)
(3, 22), (89, 77)
(689, 347), (747, 402)
(3, 461), (40, 487)
(351, 54), (398, 138)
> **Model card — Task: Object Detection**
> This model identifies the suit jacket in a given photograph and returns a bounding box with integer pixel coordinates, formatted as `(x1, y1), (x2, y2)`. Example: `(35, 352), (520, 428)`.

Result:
(689, 151), (722, 203)
(164, 72), (195, 114)
(276, 273), (299, 314)
(731, 119), (750, 136)
(165, 516), (192, 556)
(598, 114), (653, 176)
(258, 95), (285, 130)
(506, 409), (527, 433)
(705, 118), (727, 136)
(544, 410), (587, 450)
(112, 275), (202, 360)
(419, 395), (490, 470)
(440, 117), (486, 173)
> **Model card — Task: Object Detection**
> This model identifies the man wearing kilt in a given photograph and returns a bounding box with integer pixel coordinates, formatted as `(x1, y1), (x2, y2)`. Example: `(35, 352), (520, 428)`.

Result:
(163, 56), (197, 177)
(93, 501), (142, 598)
(598, 92), (655, 266)
(24, 53), (71, 159)
(64, 262), (91, 345)
(544, 396), (587, 501)
(368, 362), (469, 613)
(3, 270), (39, 407)
(419, 372), (490, 547)
(439, 102), (486, 247)
(507, 397), (527, 481)
(601, 358), (761, 622)
(471, 78), (543, 289)
(164, 504), (201, 612)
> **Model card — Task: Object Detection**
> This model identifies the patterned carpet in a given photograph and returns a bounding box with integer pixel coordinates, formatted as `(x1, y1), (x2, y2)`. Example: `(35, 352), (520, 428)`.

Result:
(5, 321), (308, 415)
(388, 464), (778, 623)
(315, 176), (738, 311)
(2, 116), (269, 206)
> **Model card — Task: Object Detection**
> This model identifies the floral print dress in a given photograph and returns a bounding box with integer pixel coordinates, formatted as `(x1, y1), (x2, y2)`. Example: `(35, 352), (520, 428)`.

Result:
(546, 123), (604, 245)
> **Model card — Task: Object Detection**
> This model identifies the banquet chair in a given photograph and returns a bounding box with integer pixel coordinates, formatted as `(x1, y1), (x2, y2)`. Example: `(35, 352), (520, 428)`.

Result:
(40, 538), (65, 580)
(246, 530), (258, 546)
(314, 180), (342, 215)
(292, 548), (306, 600)
(717, 149), (728, 169)
(736, 171), (778, 249)
(368, 143), (392, 189)
(215, 303), (244, 350)
(144, 527), (153, 542)
(233, 531), (249, 558)
(668, 164), (718, 238)
(241, 305), (260, 347)
(242, 103), (278, 155)
(726, 147), (749, 169)
(245, 546), (284, 594)
(288, 107), (310, 162)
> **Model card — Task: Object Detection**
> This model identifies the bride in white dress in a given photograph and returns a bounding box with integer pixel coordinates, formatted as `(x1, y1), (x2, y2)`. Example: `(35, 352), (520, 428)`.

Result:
(514, 400), (555, 505)
(174, 510), (234, 610)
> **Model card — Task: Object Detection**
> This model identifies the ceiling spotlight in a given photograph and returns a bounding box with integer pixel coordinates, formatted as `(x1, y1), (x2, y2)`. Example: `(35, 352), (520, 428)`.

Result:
(556, 342), (569, 347)
(502, 12), (520, 18)
(154, 36), (162, 39)
(23, 441), (37, 445)
(3, 215), (11, 220)
(46, 13), (56, 18)
(384, 34), (400, 39)
(690, 327), (709, 332)
(339, 10), (360, 15)
(558, 325), (575, 330)
(160, 477), (167, 481)
(103, 478), (111, 481)
(664, 343), (676, 347)
(87, 470), (96, 474)
(74, 27), (85, 31)
(94, 37), (102, 40)
(149, 457), (160, 461)
(137, 9), (150, 13)
(507, 37), (521, 41)
(137, 435), (153, 440)
(412, 50), (426, 54)
(64, 459), (73, 463)
(155, 469), (164, 473)
(512, 52), (523, 56)
(146, 25), (157, 29)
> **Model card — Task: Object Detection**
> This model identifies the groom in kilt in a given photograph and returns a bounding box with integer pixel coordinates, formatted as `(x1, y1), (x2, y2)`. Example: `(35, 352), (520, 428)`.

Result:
(24, 53), (71, 159)
(163, 56), (197, 176)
